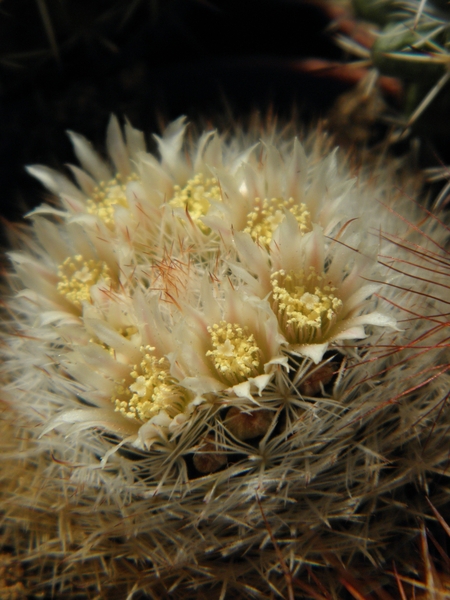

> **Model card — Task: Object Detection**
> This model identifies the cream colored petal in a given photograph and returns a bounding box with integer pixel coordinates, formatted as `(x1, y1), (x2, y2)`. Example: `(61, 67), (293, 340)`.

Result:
(37, 310), (81, 326)
(15, 289), (71, 314)
(132, 291), (177, 355)
(65, 221), (100, 260)
(276, 222), (325, 275)
(286, 137), (308, 200)
(232, 380), (255, 402)
(153, 116), (187, 170)
(263, 144), (283, 198)
(125, 118), (146, 157)
(83, 318), (141, 362)
(344, 284), (381, 314)
(304, 155), (328, 209)
(67, 130), (112, 182)
(25, 204), (70, 218)
(230, 142), (259, 174)
(233, 231), (271, 294)
(232, 374), (274, 401)
(41, 408), (139, 437)
(250, 373), (274, 395)
(63, 362), (115, 396)
(12, 261), (65, 304)
(265, 355), (289, 371)
(139, 157), (174, 203)
(76, 344), (130, 378)
(346, 312), (399, 330)
(193, 130), (215, 173)
(106, 114), (131, 176)
(136, 411), (173, 449)
(332, 325), (367, 341)
(67, 164), (98, 196)
(181, 375), (226, 396)
(31, 217), (72, 263)
(202, 133), (223, 169)
(292, 342), (329, 364)
(26, 164), (85, 201)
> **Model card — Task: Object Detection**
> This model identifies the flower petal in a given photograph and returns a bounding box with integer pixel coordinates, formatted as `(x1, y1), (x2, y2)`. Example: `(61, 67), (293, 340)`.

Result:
(291, 342), (329, 364)
(67, 130), (112, 182)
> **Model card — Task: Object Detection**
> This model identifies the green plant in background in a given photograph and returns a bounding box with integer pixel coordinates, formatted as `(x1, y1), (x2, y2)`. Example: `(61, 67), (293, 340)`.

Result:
(0, 115), (449, 598)
(332, 0), (450, 138)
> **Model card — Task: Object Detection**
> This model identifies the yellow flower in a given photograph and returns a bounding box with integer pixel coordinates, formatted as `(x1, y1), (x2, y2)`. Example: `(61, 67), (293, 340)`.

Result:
(57, 255), (112, 308)
(172, 286), (287, 402)
(233, 221), (397, 363)
(114, 346), (188, 423)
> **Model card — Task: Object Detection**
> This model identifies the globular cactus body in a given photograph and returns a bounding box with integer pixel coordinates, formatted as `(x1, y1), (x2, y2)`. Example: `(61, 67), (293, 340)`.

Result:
(0, 116), (449, 598)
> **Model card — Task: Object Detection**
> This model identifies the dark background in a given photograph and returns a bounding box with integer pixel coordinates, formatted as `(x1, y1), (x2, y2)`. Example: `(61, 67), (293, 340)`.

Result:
(0, 0), (345, 225)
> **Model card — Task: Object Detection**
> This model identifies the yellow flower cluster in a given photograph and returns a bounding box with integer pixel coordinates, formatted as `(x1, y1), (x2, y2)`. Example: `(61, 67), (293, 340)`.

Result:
(11, 116), (400, 447)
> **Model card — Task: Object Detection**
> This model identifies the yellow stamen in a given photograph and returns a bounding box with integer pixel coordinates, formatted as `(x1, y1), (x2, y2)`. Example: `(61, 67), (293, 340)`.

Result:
(206, 321), (261, 385)
(245, 197), (311, 245)
(113, 346), (186, 422)
(86, 172), (139, 227)
(271, 267), (343, 344)
(169, 173), (221, 233)
(57, 255), (111, 308)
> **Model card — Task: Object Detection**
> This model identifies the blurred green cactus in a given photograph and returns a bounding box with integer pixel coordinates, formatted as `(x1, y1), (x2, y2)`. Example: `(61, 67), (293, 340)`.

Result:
(329, 0), (450, 138)
(371, 19), (448, 81)
(352, 0), (408, 25)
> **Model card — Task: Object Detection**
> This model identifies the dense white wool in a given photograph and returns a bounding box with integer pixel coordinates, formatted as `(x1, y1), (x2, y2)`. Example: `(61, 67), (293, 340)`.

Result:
(1, 116), (449, 598)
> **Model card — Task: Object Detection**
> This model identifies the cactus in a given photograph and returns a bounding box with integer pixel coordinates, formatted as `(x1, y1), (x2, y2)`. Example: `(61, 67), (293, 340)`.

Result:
(0, 115), (449, 598)
(318, 0), (450, 140)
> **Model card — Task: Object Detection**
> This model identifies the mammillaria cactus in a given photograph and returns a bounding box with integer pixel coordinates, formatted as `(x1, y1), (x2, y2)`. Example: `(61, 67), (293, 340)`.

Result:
(0, 116), (449, 598)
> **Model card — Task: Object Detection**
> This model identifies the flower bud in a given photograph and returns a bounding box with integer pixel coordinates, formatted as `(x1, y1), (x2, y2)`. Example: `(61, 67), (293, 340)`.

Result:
(299, 362), (336, 397)
(225, 407), (273, 441)
(192, 436), (228, 474)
